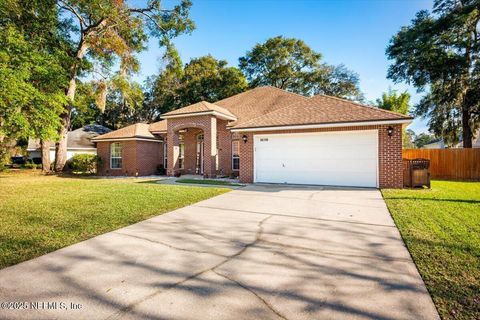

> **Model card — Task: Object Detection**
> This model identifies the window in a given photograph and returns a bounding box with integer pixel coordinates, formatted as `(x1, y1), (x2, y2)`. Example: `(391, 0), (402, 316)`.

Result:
(232, 140), (240, 171)
(163, 142), (167, 168)
(110, 143), (122, 169)
(178, 135), (185, 169)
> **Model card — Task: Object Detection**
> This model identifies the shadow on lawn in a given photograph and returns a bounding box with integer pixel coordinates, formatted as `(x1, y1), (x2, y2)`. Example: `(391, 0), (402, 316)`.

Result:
(0, 192), (436, 320)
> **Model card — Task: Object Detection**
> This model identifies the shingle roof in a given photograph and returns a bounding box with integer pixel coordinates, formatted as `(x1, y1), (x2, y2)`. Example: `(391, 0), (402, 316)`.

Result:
(149, 120), (167, 133)
(232, 94), (412, 129)
(92, 123), (157, 141)
(162, 101), (236, 119)
(27, 124), (111, 150)
(215, 86), (309, 127)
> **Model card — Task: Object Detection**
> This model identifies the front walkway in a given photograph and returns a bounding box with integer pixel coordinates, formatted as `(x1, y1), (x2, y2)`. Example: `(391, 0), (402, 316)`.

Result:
(0, 185), (439, 319)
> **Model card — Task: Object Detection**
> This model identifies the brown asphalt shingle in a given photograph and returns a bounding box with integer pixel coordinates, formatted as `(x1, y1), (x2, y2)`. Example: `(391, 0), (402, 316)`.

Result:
(149, 120), (167, 133)
(231, 93), (412, 129)
(162, 101), (236, 119)
(215, 86), (309, 127)
(93, 87), (413, 139)
(92, 123), (157, 140)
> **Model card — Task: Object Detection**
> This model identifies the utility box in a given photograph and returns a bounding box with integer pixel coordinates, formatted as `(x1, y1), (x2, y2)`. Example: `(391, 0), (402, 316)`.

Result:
(403, 158), (431, 188)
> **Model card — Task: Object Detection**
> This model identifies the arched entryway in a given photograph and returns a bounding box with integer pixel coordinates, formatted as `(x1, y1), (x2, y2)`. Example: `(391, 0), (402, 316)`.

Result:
(173, 127), (207, 175)
(166, 115), (218, 178)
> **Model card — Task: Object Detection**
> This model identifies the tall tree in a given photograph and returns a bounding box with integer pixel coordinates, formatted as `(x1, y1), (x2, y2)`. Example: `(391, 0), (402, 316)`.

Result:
(375, 88), (411, 115)
(142, 54), (247, 120)
(386, 0), (480, 148)
(239, 36), (362, 100)
(0, 1), (67, 171)
(404, 129), (416, 149)
(142, 44), (185, 119)
(375, 88), (412, 148)
(177, 55), (248, 106)
(51, 0), (194, 171)
(414, 132), (437, 148)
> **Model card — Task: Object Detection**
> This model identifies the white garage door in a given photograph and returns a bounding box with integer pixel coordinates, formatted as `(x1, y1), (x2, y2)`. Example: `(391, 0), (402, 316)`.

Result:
(254, 130), (378, 187)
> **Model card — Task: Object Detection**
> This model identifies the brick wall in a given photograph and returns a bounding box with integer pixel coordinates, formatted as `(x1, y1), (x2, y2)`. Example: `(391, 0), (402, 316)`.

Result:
(166, 115), (219, 177)
(135, 141), (162, 176)
(217, 119), (233, 176)
(96, 140), (162, 176)
(237, 124), (403, 188)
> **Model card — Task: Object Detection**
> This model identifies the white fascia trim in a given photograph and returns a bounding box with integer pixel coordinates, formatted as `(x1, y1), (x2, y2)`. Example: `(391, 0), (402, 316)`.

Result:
(161, 111), (237, 121)
(231, 119), (413, 132)
(92, 138), (163, 143)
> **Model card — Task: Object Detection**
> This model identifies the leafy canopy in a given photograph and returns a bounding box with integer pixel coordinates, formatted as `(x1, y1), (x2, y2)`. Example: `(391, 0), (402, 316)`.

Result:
(142, 53), (247, 120)
(0, 1), (67, 142)
(386, 0), (480, 147)
(239, 36), (362, 100)
(375, 88), (410, 115)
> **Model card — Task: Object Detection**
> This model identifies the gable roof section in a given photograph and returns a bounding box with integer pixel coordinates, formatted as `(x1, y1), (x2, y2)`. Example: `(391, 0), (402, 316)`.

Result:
(28, 124), (112, 150)
(149, 120), (167, 133)
(92, 123), (159, 141)
(215, 86), (309, 127)
(162, 101), (237, 120)
(231, 94), (413, 130)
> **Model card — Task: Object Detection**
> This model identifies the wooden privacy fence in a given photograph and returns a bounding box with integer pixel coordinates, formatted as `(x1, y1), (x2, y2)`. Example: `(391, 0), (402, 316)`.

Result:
(402, 148), (480, 181)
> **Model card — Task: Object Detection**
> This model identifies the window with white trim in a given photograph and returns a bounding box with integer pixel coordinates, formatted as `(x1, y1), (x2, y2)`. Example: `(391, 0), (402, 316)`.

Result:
(232, 140), (240, 171)
(178, 135), (185, 169)
(110, 142), (122, 169)
(163, 142), (167, 168)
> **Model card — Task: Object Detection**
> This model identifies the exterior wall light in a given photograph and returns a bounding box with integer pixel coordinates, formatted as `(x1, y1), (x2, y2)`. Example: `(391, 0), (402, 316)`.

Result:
(387, 126), (394, 137)
(242, 135), (248, 143)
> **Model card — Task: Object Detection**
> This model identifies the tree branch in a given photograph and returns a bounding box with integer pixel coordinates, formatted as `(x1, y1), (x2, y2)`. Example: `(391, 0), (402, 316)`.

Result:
(58, 0), (85, 31)
(131, 10), (166, 32)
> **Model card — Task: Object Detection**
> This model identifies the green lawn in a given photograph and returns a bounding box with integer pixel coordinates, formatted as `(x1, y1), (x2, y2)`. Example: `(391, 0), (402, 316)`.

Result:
(176, 178), (243, 186)
(0, 171), (229, 269)
(382, 181), (480, 320)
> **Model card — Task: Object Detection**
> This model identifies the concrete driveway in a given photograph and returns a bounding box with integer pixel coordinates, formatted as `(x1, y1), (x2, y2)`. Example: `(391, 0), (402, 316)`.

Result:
(0, 185), (439, 320)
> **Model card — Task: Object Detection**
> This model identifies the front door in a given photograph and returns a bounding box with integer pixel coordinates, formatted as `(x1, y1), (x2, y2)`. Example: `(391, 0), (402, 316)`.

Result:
(196, 134), (204, 174)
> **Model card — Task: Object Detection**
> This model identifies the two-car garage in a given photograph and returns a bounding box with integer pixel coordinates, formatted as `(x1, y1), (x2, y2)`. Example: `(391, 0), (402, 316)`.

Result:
(253, 130), (379, 188)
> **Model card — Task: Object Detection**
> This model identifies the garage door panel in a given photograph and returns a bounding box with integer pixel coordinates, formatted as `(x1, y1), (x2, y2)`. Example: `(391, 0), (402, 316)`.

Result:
(254, 131), (378, 187)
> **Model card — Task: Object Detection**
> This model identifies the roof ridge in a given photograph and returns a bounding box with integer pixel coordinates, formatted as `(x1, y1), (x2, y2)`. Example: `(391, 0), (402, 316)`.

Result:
(259, 85), (309, 99)
(313, 94), (412, 118)
(214, 86), (308, 106)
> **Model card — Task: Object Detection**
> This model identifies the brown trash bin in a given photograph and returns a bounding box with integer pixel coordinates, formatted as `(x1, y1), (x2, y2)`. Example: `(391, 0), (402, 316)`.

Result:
(403, 158), (431, 188)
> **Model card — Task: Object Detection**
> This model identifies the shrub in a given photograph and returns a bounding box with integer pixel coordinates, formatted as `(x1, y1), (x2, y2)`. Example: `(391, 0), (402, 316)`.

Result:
(70, 154), (102, 174)
(157, 164), (166, 175)
(23, 160), (39, 169)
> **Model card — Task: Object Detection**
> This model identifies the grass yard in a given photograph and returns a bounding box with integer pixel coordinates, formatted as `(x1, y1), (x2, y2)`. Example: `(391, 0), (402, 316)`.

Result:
(0, 171), (229, 269)
(382, 180), (480, 320)
(176, 178), (243, 186)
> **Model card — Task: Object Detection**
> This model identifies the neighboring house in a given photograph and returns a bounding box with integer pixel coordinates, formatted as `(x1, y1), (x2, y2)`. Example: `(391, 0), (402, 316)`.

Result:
(422, 129), (480, 149)
(92, 86), (412, 188)
(27, 124), (111, 162)
(423, 139), (446, 149)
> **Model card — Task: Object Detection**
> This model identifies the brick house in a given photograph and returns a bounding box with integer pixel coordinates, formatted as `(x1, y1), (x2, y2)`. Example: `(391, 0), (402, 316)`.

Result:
(92, 86), (412, 188)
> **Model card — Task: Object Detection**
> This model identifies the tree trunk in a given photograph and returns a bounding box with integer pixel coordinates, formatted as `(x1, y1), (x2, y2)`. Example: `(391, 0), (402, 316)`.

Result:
(55, 42), (88, 172)
(462, 107), (473, 148)
(54, 113), (70, 172)
(40, 140), (50, 172)
(54, 79), (74, 172)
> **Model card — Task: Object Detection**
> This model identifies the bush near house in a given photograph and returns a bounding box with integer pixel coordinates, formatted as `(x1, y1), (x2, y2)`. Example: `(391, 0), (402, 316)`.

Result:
(70, 154), (102, 174)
